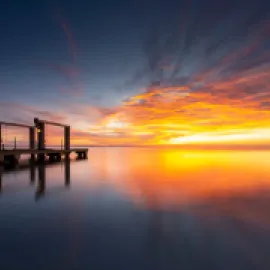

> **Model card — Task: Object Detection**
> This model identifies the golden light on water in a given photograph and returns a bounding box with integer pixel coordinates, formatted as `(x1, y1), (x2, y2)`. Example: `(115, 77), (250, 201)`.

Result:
(83, 148), (270, 210)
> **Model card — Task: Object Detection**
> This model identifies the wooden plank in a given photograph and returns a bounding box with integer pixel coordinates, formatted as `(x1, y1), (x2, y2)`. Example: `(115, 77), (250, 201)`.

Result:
(34, 118), (70, 128)
(0, 148), (88, 155)
(0, 121), (33, 128)
(0, 148), (88, 165)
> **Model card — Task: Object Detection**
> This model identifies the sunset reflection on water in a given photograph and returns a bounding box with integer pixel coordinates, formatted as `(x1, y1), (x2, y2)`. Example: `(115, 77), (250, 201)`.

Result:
(1, 147), (270, 270)
(86, 147), (270, 209)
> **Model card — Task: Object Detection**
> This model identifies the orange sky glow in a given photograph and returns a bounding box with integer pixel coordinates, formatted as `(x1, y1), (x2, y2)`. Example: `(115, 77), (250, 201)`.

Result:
(3, 76), (270, 147)
(2, 46), (270, 148)
(68, 68), (270, 146)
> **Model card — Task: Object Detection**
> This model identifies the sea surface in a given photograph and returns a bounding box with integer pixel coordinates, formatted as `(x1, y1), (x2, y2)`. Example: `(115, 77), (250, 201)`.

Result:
(0, 147), (270, 270)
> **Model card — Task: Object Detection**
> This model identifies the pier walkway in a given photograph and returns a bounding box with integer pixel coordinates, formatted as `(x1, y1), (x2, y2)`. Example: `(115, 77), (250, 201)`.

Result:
(0, 118), (88, 167)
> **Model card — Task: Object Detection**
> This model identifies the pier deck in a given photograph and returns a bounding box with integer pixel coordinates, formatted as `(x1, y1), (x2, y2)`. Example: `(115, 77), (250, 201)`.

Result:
(0, 148), (88, 165)
(0, 148), (88, 155)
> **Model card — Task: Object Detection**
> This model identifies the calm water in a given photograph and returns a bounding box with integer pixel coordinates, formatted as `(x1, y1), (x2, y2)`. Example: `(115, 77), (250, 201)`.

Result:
(1, 147), (270, 270)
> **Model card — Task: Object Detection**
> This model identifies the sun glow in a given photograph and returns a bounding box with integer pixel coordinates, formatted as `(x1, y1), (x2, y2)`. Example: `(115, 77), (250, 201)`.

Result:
(168, 129), (270, 144)
(105, 120), (126, 129)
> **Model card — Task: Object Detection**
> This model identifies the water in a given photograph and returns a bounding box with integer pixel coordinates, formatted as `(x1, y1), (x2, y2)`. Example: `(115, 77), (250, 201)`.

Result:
(1, 147), (270, 270)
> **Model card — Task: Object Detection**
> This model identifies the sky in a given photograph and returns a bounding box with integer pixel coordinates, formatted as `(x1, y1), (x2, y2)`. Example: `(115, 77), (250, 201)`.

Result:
(0, 0), (270, 147)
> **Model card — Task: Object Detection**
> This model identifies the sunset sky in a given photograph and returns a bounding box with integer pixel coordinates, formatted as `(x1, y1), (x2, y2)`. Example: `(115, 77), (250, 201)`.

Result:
(1, 0), (270, 147)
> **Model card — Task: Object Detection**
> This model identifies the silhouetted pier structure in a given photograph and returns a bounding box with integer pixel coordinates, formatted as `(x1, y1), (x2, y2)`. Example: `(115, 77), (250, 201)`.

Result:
(0, 118), (88, 167)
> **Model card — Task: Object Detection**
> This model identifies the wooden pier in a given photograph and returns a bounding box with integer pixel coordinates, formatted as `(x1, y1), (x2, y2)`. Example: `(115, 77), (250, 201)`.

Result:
(0, 118), (88, 167)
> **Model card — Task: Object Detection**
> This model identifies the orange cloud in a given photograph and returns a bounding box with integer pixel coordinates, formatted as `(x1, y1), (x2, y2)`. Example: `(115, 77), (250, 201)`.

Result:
(83, 56), (270, 146)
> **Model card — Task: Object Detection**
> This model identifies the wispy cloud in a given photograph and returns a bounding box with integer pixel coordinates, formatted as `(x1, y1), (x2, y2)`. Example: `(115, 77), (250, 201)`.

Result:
(32, 8), (84, 98)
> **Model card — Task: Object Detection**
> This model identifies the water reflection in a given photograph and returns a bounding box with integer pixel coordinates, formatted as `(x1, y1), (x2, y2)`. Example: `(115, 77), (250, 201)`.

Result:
(35, 158), (71, 201)
(0, 157), (71, 201)
(64, 157), (70, 187)
(87, 148), (270, 209)
(30, 159), (35, 185)
(0, 148), (270, 270)
(35, 163), (46, 200)
(0, 166), (2, 193)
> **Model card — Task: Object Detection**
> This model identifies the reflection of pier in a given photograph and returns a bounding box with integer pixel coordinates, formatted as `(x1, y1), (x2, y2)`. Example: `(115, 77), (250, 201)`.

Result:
(0, 118), (88, 167)
(35, 158), (71, 201)
(0, 167), (2, 193)
(0, 158), (72, 200)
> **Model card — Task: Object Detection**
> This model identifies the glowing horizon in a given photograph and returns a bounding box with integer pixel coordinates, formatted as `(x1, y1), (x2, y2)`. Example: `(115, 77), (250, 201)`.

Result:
(2, 79), (270, 147)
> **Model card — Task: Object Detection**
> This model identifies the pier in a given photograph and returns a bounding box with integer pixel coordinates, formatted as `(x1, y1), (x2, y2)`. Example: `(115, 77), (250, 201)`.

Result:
(0, 118), (88, 167)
